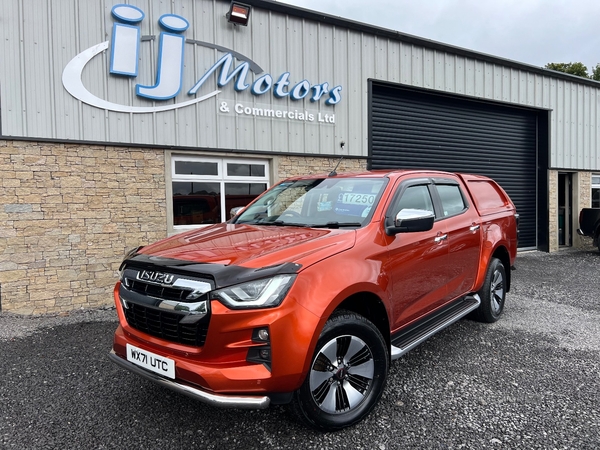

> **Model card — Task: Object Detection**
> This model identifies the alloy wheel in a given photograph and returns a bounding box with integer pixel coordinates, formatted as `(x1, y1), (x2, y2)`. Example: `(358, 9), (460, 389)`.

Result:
(308, 335), (375, 414)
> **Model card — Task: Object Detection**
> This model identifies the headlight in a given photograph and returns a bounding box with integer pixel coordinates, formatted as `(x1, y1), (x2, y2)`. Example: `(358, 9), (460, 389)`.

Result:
(211, 275), (296, 309)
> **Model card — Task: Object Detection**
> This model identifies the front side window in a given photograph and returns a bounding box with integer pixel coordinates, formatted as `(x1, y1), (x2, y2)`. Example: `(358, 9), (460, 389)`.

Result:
(171, 156), (269, 228)
(592, 175), (600, 208)
(394, 185), (435, 215)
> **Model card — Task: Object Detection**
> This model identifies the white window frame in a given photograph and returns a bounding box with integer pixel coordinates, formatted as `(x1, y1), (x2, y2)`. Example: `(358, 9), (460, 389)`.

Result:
(169, 155), (270, 234)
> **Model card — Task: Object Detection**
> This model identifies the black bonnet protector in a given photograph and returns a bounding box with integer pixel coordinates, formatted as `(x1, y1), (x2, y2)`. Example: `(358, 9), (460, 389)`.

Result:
(121, 253), (302, 289)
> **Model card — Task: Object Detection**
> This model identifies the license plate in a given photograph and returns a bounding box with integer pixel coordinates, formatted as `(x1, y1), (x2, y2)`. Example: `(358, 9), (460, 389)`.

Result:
(126, 344), (175, 379)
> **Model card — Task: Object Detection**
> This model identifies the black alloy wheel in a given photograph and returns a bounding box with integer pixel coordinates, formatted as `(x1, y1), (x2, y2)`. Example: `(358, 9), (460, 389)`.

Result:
(290, 310), (388, 431)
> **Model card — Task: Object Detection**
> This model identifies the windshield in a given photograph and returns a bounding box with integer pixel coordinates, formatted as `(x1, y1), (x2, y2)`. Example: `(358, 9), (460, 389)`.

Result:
(233, 177), (387, 228)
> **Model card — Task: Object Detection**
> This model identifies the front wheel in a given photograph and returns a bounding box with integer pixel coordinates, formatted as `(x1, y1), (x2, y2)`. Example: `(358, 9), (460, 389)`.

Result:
(290, 310), (388, 431)
(474, 257), (506, 323)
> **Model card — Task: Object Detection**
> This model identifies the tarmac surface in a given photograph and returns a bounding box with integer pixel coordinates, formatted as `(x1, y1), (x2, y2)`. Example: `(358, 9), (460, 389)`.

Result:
(1, 248), (599, 449)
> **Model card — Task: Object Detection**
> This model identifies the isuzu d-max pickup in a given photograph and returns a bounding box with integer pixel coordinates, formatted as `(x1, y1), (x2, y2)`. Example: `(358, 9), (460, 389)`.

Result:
(109, 169), (518, 430)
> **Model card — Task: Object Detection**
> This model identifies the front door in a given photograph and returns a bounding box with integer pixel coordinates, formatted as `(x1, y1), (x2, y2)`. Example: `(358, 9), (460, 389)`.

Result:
(384, 179), (450, 331)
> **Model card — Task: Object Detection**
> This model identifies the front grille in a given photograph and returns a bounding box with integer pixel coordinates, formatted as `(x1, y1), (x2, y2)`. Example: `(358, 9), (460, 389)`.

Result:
(119, 266), (213, 347)
(124, 302), (209, 347)
(128, 279), (191, 301)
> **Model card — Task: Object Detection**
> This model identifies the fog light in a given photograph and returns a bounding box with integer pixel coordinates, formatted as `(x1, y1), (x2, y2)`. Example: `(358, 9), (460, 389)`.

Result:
(252, 327), (270, 342)
(257, 329), (269, 341)
(246, 345), (272, 371)
(249, 327), (272, 370)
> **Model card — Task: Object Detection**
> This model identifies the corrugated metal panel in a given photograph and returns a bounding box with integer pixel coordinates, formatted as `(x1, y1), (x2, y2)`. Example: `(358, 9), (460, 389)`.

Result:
(0, 0), (25, 136)
(52, 0), (81, 140)
(370, 84), (538, 248)
(287, 15), (307, 154)
(0, 0), (599, 170)
(22, 0), (54, 137)
(332, 27), (351, 155)
(265, 11), (288, 152)
(315, 23), (336, 153)
(302, 20), (321, 153)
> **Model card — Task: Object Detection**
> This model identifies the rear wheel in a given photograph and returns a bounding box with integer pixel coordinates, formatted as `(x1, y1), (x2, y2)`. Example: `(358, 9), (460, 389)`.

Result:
(290, 310), (388, 431)
(474, 257), (506, 323)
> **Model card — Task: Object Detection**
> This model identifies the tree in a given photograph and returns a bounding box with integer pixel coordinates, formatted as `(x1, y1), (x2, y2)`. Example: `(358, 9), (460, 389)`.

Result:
(591, 64), (600, 81)
(545, 62), (590, 78)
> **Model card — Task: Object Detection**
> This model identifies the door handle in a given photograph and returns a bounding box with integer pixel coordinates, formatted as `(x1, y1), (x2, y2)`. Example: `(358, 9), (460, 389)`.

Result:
(470, 224), (481, 232)
(434, 234), (448, 243)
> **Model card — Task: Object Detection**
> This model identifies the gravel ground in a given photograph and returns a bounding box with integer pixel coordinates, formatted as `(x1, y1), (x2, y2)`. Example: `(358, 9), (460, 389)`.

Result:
(1, 248), (599, 449)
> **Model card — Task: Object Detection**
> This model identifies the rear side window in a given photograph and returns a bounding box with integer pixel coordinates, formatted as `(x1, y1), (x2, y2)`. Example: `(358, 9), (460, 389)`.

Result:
(467, 180), (509, 212)
(437, 184), (467, 217)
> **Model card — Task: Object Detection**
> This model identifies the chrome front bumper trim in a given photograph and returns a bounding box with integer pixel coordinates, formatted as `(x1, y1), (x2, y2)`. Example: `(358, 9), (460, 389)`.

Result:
(109, 350), (270, 409)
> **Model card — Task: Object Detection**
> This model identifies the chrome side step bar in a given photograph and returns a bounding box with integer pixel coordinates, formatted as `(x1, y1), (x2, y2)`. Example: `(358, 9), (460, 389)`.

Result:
(390, 294), (481, 360)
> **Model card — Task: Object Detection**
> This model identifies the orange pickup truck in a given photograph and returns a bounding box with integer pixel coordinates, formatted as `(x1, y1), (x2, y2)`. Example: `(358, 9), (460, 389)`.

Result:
(109, 169), (518, 430)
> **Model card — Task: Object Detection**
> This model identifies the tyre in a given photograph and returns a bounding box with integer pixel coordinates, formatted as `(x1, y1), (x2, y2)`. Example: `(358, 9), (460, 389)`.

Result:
(290, 310), (388, 431)
(474, 257), (506, 323)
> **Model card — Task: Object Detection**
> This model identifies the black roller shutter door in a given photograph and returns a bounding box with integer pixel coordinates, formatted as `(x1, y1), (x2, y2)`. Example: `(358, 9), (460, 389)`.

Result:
(370, 84), (537, 248)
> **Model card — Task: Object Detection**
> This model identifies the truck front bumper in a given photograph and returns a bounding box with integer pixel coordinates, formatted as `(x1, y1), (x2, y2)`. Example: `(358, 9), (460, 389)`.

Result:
(108, 349), (271, 409)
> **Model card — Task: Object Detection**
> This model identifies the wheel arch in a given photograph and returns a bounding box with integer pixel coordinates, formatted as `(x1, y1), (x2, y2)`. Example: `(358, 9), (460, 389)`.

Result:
(335, 293), (391, 352)
(491, 245), (512, 292)
(298, 290), (392, 378)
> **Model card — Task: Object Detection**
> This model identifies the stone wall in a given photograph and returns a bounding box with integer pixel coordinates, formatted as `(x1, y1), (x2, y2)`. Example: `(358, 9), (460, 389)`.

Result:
(0, 141), (167, 314)
(0, 143), (367, 314)
(8, 140), (597, 312)
(549, 170), (595, 251)
(276, 155), (366, 180)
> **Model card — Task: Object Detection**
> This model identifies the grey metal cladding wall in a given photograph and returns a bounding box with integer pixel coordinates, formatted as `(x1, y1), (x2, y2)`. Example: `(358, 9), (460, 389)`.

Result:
(0, 0), (354, 155)
(370, 85), (537, 248)
(2, 0), (600, 170)
(550, 81), (600, 170)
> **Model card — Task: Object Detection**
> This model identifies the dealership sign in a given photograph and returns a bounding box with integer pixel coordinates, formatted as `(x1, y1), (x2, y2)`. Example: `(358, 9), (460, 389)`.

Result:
(62, 4), (342, 114)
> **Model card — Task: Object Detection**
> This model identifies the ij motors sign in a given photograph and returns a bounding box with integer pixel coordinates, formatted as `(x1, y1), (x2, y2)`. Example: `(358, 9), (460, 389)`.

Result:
(62, 4), (342, 116)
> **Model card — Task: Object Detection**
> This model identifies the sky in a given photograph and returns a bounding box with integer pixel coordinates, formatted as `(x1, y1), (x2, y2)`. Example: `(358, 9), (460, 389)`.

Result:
(278, 0), (600, 73)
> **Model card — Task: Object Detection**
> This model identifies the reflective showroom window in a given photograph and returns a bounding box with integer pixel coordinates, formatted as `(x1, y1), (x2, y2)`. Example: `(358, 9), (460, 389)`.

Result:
(171, 156), (269, 228)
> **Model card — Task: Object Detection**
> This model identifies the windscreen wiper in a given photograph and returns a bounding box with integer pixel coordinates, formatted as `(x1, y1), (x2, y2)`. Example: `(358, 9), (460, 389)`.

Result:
(311, 221), (362, 229)
(259, 220), (307, 227)
(254, 220), (362, 228)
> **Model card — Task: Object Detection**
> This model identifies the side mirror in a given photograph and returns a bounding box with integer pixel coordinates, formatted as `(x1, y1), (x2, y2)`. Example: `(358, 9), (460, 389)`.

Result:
(386, 208), (435, 235)
(230, 206), (245, 219)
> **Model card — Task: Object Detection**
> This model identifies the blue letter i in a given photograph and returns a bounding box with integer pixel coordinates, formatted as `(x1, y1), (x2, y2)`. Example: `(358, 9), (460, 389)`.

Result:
(110, 4), (145, 76)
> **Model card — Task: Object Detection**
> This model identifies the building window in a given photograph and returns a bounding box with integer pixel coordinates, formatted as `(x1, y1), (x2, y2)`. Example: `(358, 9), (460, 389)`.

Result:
(171, 156), (269, 229)
(592, 174), (600, 208)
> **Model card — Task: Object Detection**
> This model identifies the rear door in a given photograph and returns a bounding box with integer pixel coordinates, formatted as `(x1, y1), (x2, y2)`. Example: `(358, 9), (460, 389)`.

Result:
(432, 178), (482, 302)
